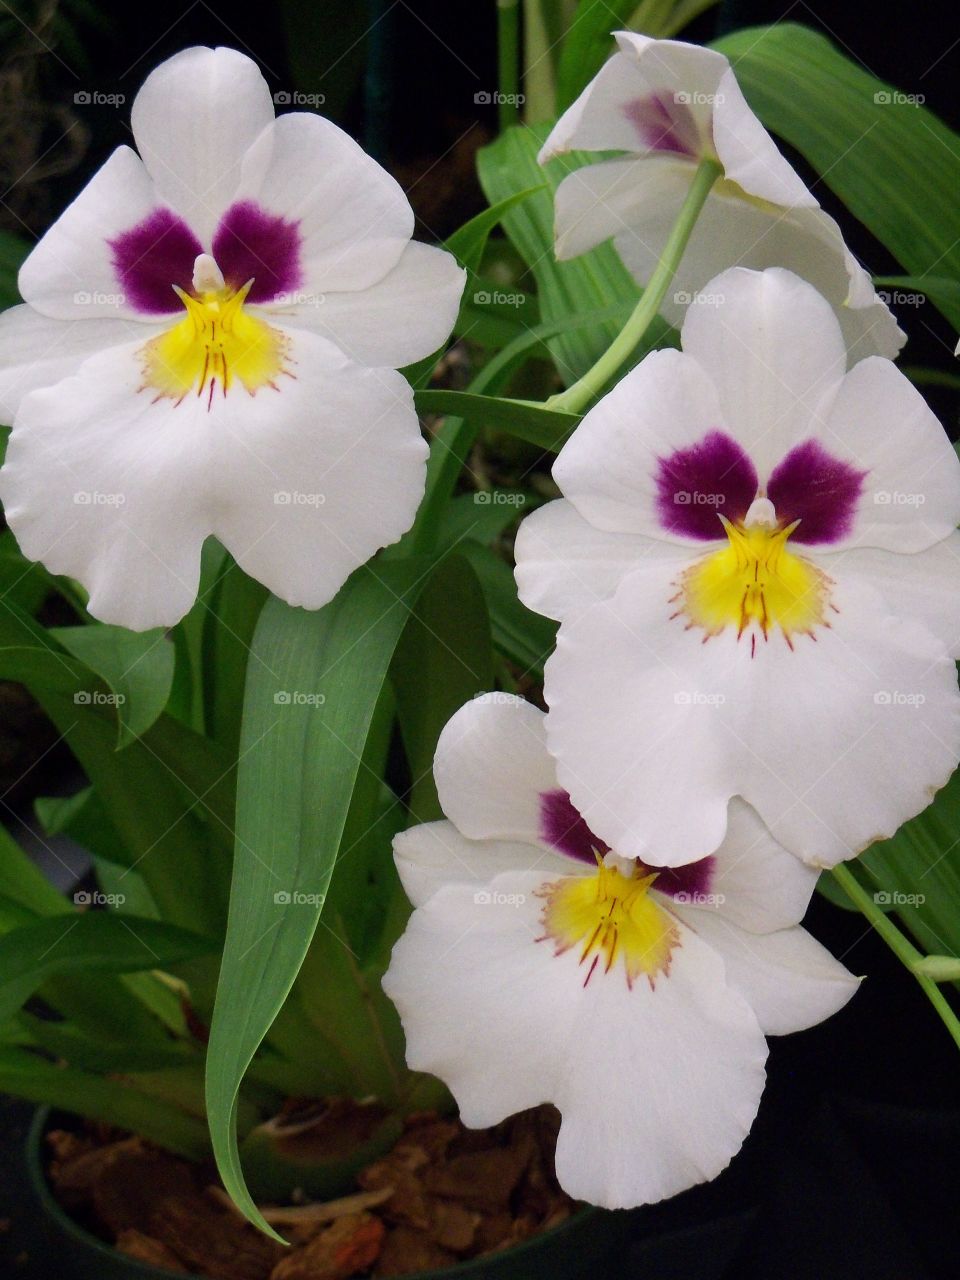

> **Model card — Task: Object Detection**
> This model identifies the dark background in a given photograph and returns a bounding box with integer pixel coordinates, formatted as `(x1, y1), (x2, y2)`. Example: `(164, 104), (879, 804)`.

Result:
(1, 2), (959, 1277)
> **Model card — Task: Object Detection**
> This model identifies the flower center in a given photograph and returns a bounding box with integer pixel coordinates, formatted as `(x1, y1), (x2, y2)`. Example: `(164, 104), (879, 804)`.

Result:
(671, 497), (833, 650)
(138, 254), (290, 408)
(538, 861), (679, 989)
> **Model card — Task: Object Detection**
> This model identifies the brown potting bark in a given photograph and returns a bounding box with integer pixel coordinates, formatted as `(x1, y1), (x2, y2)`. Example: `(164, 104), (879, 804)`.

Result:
(47, 1105), (576, 1280)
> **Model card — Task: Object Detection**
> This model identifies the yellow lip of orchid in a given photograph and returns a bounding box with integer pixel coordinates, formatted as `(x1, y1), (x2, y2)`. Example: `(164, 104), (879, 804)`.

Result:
(138, 253), (290, 407)
(538, 856), (680, 989)
(671, 497), (834, 652)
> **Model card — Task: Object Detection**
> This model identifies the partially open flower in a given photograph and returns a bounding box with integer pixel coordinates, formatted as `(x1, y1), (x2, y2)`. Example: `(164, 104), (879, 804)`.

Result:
(515, 267), (960, 867)
(0, 47), (464, 629)
(383, 694), (858, 1210)
(540, 32), (902, 362)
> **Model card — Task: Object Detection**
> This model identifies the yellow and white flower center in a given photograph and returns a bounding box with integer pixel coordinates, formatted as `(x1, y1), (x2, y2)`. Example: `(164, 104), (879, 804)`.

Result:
(539, 860), (679, 988)
(138, 253), (289, 407)
(671, 497), (833, 648)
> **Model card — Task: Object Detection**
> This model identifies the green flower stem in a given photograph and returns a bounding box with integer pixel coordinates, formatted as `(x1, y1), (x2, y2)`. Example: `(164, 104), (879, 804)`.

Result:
(831, 863), (960, 1053)
(496, 0), (521, 132)
(548, 157), (721, 415)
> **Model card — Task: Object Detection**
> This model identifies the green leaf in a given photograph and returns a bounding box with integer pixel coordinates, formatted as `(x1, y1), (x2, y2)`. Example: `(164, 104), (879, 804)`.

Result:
(477, 125), (674, 384)
(0, 231), (28, 312)
(556, 1), (637, 112)
(392, 554), (493, 822)
(712, 23), (960, 329)
(446, 187), (547, 274)
(459, 541), (558, 678)
(50, 623), (175, 748)
(0, 913), (216, 1024)
(0, 1046), (209, 1159)
(854, 767), (960, 962)
(0, 822), (70, 918)
(415, 389), (579, 451)
(205, 559), (450, 1238)
(402, 187), (546, 390)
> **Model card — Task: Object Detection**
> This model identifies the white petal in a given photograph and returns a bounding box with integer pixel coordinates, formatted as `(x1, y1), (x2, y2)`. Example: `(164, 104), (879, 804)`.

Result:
(209, 333), (426, 610)
(232, 113), (413, 294)
(131, 47), (275, 243)
(710, 67), (816, 207)
(552, 154), (693, 262)
(825, 536), (960, 658)
(17, 147), (169, 321)
(543, 561), (960, 867)
(275, 240), (464, 367)
(0, 338), (213, 629)
(384, 870), (767, 1209)
(0, 306), (162, 423)
(678, 913), (860, 1034)
(551, 347), (729, 539)
(693, 799), (819, 933)
(539, 39), (703, 160)
(609, 175), (903, 363)
(817, 357), (960, 552)
(679, 268), (847, 476)
(513, 499), (682, 622)
(0, 328), (427, 629)
(433, 694), (558, 844)
(393, 820), (574, 909)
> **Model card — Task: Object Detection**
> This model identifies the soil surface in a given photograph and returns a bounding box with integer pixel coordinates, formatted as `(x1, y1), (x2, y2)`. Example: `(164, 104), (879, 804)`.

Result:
(47, 1105), (576, 1279)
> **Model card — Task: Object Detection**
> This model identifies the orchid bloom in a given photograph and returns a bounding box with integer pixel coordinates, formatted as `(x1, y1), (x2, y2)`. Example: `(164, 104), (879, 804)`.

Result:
(0, 47), (464, 629)
(384, 694), (858, 1210)
(540, 32), (902, 362)
(514, 267), (960, 868)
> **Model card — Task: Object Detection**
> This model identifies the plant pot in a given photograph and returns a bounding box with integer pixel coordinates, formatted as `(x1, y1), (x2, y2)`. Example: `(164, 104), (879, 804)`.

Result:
(25, 1107), (636, 1280)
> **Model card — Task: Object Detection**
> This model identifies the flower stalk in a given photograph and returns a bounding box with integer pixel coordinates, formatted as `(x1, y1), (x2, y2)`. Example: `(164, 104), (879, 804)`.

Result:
(831, 864), (960, 1053)
(548, 157), (721, 414)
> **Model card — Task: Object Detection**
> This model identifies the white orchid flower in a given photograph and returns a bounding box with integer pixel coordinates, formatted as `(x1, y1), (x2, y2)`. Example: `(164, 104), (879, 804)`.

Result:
(540, 32), (903, 362)
(383, 693), (858, 1210)
(0, 47), (464, 629)
(514, 267), (960, 868)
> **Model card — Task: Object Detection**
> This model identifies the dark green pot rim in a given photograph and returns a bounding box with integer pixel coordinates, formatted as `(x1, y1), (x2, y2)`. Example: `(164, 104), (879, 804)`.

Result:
(26, 1106), (621, 1280)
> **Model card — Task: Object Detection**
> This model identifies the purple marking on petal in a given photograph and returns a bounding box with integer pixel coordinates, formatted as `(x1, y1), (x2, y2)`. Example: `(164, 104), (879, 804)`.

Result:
(212, 200), (303, 304)
(539, 789), (609, 864)
(622, 93), (701, 157)
(655, 430), (759, 539)
(767, 439), (867, 545)
(109, 209), (203, 314)
(647, 857), (715, 901)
